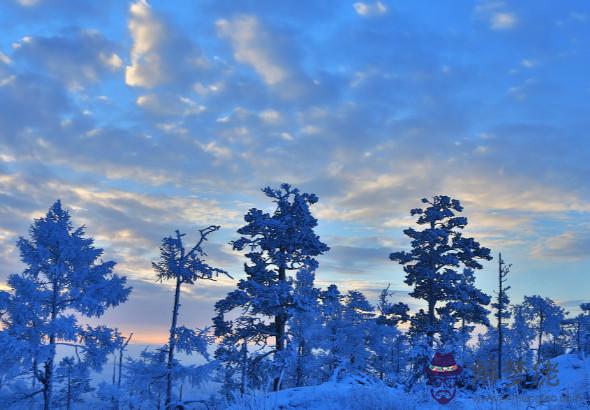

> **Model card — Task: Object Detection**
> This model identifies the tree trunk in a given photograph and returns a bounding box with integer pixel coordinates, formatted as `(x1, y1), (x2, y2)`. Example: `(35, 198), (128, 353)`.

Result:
(240, 341), (247, 397)
(396, 338), (401, 373)
(165, 276), (182, 410)
(32, 360), (38, 388)
(112, 353), (117, 385)
(66, 366), (72, 410)
(295, 339), (304, 387)
(273, 261), (287, 391)
(43, 279), (59, 410)
(497, 253), (503, 380)
(427, 295), (436, 348)
(537, 313), (544, 364)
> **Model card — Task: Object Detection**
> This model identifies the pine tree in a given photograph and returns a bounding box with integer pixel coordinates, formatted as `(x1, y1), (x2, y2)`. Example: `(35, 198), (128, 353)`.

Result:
(369, 285), (409, 382)
(0, 200), (130, 410)
(54, 357), (92, 410)
(439, 268), (491, 356)
(389, 196), (492, 348)
(289, 261), (323, 387)
(214, 184), (329, 391)
(576, 303), (590, 355)
(152, 226), (229, 410)
(491, 253), (511, 379)
(520, 295), (566, 364)
(319, 284), (345, 379)
(506, 304), (535, 369)
(341, 290), (374, 372)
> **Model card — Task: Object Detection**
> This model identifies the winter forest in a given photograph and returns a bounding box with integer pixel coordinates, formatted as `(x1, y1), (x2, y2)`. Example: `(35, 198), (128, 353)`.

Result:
(2, 0), (590, 409)
(1, 186), (589, 409)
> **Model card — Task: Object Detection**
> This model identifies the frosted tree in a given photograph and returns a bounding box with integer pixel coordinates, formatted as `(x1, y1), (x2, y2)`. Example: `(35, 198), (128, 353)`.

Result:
(340, 290), (374, 371)
(0, 200), (130, 410)
(214, 184), (329, 391)
(152, 226), (229, 410)
(53, 357), (92, 410)
(438, 268), (491, 356)
(506, 304), (535, 369)
(213, 313), (263, 398)
(319, 284), (345, 379)
(369, 285), (409, 382)
(521, 295), (566, 364)
(580, 303), (590, 355)
(570, 303), (590, 356)
(288, 261), (324, 387)
(389, 196), (492, 348)
(491, 253), (511, 379)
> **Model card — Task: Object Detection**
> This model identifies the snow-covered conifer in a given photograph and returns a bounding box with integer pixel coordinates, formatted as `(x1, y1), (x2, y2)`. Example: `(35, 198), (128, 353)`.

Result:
(389, 196), (492, 348)
(520, 295), (566, 364)
(0, 200), (130, 410)
(214, 184), (328, 391)
(152, 226), (229, 410)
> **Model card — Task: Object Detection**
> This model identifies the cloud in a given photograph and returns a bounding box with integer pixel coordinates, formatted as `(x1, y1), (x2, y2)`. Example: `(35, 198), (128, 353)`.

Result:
(2, 0), (590, 340)
(15, 0), (40, 6)
(136, 93), (206, 116)
(215, 15), (317, 99)
(319, 244), (392, 275)
(12, 29), (122, 89)
(126, 0), (207, 88)
(353, 2), (388, 17)
(0, 52), (12, 65)
(216, 15), (288, 86)
(490, 12), (518, 30)
(475, 2), (518, 31)
(531, 231), (590, 260)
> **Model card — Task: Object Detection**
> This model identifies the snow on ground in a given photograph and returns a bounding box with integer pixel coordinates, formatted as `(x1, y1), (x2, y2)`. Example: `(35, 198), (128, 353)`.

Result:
(225, 354), (590, 410)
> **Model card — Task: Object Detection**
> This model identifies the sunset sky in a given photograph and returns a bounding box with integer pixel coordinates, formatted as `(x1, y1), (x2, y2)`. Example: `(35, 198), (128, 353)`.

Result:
(1, 0), (589, 344)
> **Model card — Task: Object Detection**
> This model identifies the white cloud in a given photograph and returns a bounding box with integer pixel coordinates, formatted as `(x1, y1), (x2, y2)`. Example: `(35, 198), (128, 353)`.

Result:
(0, 75), (16, 87)
(100, 52), (123, 70)
(16, 0), (40, 6)
(216, 15), (289, 86)
(136, 93), (205, 116)
(0, 52), (12, 65)
(12, 30), (121, 90)
(259, 109), (282, 124)
(126, 0), (205, 88)
(531, 231), (590, 260)
(353, 1), (388, 17)
(201, 142), (232, 160)
(475, 2), (518, 31)
(490, 12), (518, 30)
(521, 59), (537, 68)
(126, 1), (167, 87)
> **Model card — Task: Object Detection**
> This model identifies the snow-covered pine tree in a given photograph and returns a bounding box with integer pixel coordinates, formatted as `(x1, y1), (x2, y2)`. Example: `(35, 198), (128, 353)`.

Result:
(491, 253), (511, 379)
(123, 347), (168, 408)
(0, 200), (130, 410)
(288, 260), (324, 387)
(213, 184), (329, 391)
(53, 357), (92, 410)
(369, 285), (409, 382)
(319, 284), (345, 380)
(506, 304), (535, 370)
(389, 196), (492, 348)
(578, 303), (590, 355)
(152, 226), (229, 410)
(520, 295), (566, 364)
(340, 290), (374, 372)
(439, 268), (491, 357)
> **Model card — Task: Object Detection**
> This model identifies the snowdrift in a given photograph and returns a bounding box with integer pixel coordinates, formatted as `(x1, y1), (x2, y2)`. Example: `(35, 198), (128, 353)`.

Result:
(225, 354), (590, 410)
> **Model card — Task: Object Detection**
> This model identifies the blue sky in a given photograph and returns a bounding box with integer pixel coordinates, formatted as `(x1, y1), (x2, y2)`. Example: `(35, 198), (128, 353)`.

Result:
(0, 0), (589, 343)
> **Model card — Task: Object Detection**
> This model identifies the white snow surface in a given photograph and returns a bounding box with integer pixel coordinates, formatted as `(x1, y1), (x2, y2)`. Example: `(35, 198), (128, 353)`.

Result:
(225, 354), (590, 410)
